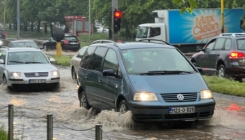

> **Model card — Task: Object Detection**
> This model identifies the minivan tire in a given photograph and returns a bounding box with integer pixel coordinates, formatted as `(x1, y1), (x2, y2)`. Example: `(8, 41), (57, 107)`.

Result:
(118, 100), (129, 114)
(79, 91), (91, 110)
(72, 68), (77, 79)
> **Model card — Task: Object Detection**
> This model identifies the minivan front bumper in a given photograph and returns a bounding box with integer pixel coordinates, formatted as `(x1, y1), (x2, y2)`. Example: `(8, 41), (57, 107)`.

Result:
(128, 100), (215, 122)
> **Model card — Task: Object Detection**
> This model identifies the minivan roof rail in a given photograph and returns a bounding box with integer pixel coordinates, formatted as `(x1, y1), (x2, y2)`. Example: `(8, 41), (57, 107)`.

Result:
(219, 33), (245, 37)
(137, 39), (171, 45)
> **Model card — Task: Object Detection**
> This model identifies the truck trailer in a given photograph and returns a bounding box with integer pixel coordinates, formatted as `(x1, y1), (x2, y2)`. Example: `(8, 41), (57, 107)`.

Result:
(135, 8), (244, 53)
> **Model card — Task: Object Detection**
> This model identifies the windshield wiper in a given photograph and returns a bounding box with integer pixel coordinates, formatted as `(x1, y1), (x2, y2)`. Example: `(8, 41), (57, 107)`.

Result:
(139, 70), (194, 75)
(25, 61), (43, 64)
(9, 61), (24, 63)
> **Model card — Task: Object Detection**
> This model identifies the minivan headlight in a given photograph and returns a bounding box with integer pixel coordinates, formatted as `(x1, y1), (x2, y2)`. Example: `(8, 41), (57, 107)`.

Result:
(200, 90), (213, 99)
(133, 92), (158, 101)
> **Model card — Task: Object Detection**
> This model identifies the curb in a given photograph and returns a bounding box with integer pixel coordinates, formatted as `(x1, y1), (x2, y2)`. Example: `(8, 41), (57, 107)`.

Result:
(213, 92), (245, 104)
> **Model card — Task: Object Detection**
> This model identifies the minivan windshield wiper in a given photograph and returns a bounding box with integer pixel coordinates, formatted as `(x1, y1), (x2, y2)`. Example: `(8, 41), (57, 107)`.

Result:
(139, 70), (195, 75)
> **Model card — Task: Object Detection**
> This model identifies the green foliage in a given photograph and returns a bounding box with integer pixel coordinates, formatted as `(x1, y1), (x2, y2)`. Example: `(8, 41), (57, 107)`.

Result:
(53, 56), (72, 66)
(203, 76), (245, 97)
(0, 123), (7, 140)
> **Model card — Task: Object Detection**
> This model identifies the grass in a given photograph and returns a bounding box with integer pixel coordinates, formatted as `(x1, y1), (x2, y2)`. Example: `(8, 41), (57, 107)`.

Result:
(203, 76), (245, 97)
(0, 123), (7, 140)
(52, 56), (72, 66)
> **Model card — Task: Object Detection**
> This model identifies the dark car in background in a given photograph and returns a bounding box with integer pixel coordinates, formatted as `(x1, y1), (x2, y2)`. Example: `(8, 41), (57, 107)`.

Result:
(8, 40), (40, 49)
(191, 33), (245, 82)
(76, 39), (215, 122)
(42, 34), (80, 52)
(0, 30), (6, 39)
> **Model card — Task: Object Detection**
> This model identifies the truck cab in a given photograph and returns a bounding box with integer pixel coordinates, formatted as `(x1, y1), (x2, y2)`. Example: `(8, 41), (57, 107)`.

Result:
(136, 10), (167, 42)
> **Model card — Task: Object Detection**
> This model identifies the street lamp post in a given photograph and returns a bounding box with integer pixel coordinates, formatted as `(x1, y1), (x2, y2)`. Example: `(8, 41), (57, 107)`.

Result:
(17, 0), (20, 39)
(3, 0), (6, 31)
(221, 0), (224, 33)
(89, 0), (91, 44)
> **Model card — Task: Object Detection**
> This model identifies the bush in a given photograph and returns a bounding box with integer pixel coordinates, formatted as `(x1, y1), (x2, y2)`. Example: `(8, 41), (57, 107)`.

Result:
(0, 123), (7, 140)
(203, 76), (245, 97)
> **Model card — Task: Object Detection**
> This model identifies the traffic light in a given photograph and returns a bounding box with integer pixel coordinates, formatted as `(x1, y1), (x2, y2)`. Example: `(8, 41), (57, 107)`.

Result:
(114, 9), (122, 33)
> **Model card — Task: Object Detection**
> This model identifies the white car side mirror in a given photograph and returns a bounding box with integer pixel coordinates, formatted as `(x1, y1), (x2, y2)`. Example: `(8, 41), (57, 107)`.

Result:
(0, 59), (4, 64)
(50, 58), (56, 62)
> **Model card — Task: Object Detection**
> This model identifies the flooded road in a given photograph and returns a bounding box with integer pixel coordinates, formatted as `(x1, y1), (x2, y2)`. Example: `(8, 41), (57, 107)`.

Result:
(0, 67), (245, 140)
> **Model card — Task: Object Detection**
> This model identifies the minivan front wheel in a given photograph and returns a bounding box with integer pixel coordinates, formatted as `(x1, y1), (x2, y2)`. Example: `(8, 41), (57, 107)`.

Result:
(79, 91), (90, 110)
(118, 100), (128, 114)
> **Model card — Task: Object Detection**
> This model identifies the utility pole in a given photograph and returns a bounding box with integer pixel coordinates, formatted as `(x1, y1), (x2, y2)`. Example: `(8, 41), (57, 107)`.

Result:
(17, 0), (20, 39)
(3, 0), (6, 31)
(221, 0), (224, 33)
(112, 0), (118, 41)
(89, 0), (91, 44)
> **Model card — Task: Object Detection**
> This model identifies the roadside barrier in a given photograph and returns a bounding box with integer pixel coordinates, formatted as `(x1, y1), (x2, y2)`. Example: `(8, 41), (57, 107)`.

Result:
(1, 104), (112, 140)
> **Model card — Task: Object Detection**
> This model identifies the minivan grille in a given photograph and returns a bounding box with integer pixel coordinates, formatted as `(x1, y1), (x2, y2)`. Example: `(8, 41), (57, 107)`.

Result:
(161, 93), (197, 102)
(24, 72), (49, 77)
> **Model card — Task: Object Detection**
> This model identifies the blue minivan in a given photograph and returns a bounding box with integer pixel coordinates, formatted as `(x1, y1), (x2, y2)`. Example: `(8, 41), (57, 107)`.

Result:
(77, 40), (215, 122)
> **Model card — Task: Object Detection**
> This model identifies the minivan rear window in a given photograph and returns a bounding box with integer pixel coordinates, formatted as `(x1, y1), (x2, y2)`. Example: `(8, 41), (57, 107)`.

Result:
(237, 39), (245, 50)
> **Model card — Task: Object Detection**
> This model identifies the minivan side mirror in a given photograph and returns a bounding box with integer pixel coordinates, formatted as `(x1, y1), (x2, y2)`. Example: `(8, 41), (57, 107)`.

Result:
(103, 69), (115, 76)
(49, 57), (56, 62)
(196, 46), (203, 51)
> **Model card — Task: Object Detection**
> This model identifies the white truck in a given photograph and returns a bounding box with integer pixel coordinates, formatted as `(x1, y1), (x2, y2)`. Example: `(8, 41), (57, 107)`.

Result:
(135, 8), (244, 52)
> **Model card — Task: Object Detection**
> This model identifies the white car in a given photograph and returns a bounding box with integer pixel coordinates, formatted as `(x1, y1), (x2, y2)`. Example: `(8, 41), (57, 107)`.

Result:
(0, 47), (60, 91)
(96, 27), (109, 33)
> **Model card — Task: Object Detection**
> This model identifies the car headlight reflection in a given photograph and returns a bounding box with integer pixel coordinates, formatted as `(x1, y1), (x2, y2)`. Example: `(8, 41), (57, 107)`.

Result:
(51, 70), (59, 77)
(133, 92), (158, 101)
(200, 90), (213, 99)
(11, 72), (21, 77)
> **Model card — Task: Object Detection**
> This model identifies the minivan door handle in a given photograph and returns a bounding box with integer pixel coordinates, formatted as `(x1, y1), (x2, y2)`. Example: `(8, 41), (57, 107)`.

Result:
(99, 79), (102, 83)
(85, 76), (88, 79)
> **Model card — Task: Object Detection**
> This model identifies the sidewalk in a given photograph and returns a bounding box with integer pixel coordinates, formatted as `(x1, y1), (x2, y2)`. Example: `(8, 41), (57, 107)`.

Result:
(213, 92), (245, 104)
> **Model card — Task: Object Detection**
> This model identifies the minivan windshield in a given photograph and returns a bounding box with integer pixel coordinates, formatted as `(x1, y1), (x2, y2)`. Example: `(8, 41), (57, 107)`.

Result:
(136, 26), (149, 38)
(122, 48), (195, 74)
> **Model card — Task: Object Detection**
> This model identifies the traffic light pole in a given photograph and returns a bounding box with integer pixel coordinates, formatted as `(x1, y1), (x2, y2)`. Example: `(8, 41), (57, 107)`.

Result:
(112, 0), (118, 41)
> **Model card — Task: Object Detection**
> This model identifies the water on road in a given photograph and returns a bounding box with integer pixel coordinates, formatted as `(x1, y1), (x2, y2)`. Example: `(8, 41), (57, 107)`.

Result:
(0, 68), (244, 140)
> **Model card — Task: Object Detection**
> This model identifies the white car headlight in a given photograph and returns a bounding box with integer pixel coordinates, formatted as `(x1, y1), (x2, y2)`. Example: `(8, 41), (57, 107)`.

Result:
(11, 72), (21, 77)
(51, 70), (59, 77)
(200, 90), (213, 99)
(133, 92), (158, 101)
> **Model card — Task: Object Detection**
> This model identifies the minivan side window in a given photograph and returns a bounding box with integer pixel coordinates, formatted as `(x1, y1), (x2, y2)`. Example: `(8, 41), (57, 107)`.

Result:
(88, 47), (108, 71)
(224, 39), (231, 50)
(77, 47), (87, 58)
(81, 46), (96, 68)
(213, 38), (225, 50)
(103, 49), (119, 75)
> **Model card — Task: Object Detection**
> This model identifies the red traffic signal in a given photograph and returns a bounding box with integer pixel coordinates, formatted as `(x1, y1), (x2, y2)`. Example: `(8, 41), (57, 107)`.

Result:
(114, 10), (122, 19)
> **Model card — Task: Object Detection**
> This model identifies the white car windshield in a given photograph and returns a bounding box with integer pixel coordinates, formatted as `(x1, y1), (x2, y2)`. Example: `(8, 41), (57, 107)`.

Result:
(122, 48), (195, 74)
(7, 51), (49, 65)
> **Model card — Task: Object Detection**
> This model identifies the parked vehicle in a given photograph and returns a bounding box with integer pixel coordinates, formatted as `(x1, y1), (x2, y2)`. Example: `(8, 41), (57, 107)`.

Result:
(8, 40), (40, 49)
(0, 47), (60, 91)
(136, 8), (244, 53)
(0, 30), (6, 39)
(191, 33), (245, 82)
(42, 34), (80, 52)
(76, 39), (215, 122)
(70, 46), (88, 79)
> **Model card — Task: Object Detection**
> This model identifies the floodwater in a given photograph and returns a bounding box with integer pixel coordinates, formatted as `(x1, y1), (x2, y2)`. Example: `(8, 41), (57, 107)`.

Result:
(0, 68), (245, 140)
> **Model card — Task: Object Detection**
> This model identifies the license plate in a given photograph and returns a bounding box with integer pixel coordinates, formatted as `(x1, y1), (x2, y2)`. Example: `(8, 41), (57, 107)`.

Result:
(169, 106), (195, 114)
(29, 79), (46, 84)
(70, 42), (77, 44)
